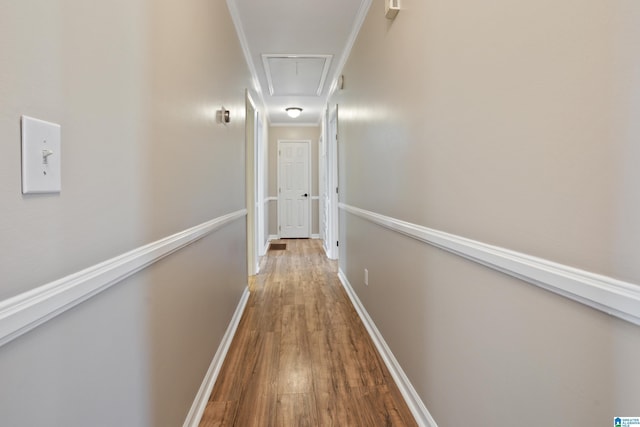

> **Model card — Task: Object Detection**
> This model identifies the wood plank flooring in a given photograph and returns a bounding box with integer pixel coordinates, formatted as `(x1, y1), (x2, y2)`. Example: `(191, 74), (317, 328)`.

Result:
(200, 239), (417, 427)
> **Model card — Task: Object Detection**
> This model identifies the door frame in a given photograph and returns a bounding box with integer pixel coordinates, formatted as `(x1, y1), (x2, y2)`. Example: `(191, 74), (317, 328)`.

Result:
(256, 113), (267, 256)
(246, 90), (259, 275)
(325, 105), (339, 260)
(319, 132), (327, 245)
(277, 139), (312, 239)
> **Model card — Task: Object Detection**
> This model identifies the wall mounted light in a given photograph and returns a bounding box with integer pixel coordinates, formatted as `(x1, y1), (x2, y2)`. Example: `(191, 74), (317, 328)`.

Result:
(385, 0), (400, 19)
(285, 107), (303, 118)
(216, 107), (230, 124)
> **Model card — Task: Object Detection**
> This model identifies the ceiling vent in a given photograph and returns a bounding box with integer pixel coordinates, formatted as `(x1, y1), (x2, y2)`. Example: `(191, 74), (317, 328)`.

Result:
(262, 54), (333, 96)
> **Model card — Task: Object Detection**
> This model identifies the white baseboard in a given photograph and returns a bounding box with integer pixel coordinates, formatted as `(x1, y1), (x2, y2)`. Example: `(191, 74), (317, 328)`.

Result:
(183, 286), (250, 427)
(338, 269), (437, 427)
(311, 234), (320, 239)
(262, 234), (281, 255)
(322, 239), (331, 258)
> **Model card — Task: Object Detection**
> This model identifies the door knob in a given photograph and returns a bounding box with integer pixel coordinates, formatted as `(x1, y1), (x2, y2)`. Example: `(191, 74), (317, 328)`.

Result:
(302, 193), (308, 197)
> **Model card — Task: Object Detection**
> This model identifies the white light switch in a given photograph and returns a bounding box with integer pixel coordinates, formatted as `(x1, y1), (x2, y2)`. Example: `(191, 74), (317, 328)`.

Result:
(21, 116), (61, 194)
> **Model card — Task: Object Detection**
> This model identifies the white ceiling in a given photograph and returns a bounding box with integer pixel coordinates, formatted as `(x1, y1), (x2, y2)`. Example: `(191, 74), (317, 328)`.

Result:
(228, 0), (371, 125)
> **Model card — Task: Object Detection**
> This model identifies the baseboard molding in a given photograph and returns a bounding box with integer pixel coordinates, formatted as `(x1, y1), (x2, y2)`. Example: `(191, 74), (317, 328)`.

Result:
(0, 209), (248, 348)
(340, 203), (640, 327)
(183, 286), (250, 427)
(311, 234), (321, 239)
(338, 269), (437, 427)
(262, 235), (280, 254)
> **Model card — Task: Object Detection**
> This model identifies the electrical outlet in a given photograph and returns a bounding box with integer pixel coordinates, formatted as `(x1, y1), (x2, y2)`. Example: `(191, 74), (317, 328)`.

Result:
(364, 268), (369, 286)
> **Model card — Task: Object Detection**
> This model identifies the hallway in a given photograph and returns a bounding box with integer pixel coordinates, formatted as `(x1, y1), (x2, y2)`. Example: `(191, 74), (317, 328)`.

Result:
(199, 239), (417, 426)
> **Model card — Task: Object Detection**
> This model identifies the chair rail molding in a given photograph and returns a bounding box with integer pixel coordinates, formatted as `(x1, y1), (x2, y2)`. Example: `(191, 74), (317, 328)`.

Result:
(339, 203), (640, 327)
(0, 209), (247, 348)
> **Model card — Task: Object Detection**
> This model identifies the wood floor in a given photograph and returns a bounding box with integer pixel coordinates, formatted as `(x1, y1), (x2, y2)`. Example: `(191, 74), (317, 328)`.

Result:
(199, 239), (417, 427)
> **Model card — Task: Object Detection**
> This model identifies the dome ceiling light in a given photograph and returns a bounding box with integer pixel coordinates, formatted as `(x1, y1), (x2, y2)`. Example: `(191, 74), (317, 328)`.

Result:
(285, 107), (303, 118)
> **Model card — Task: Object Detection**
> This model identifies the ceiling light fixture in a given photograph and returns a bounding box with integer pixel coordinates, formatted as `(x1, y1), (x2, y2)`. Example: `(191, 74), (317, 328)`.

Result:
(285, 107), (303, 118)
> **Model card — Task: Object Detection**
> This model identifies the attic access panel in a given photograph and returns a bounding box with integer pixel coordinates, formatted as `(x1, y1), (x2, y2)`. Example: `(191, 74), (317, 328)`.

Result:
(262, 54), (333, 96)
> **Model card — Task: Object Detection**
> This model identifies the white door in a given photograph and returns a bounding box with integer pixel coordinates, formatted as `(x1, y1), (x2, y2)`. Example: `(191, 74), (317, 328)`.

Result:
(278, 140), (311, 238)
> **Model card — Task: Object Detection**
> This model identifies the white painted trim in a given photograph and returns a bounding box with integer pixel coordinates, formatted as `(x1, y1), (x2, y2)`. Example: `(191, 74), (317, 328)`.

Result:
(268, 234), (279, 241)
(327, 0), (373, 96)
(323, 241), (331, 258)
(340, 203), (640, 326)
(261, 54), (332, 97)
(326, 107), (339, 260)
(311, 196), (320, 201)
(226, 0), (266, 112)
(256, 113), (267, 261)
(183, 286), (250, 427)
(0, 209), (248, 348)
(265, 196), (278, 203)
(338, 269), (437, 427)
(246, 92), (259, 278)
(311, 234), (321, 239)
(269, 122), (321, 127)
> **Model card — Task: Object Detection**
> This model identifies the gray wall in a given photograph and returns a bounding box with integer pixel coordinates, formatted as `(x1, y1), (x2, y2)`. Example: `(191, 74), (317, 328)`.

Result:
(332, 0), (640, 425)
(267, 125), (321, 237)
(0, 1), (250, 425)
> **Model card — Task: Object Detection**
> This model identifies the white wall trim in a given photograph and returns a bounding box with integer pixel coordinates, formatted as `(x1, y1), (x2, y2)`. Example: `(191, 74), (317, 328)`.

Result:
(311, 234), (321, 239)
(311, 195), (320, 201)
(340, 203), (640, 326)
(183, 286), (250, 427)
(0, 209), (248, 348)
(338, 269), (437, 427)
(268, 234), (279, 241)
(323, 241), (331, 258)
(269, 122), (320, 127)
(226, 0), (267, 115)
(327, 0), (372, 96)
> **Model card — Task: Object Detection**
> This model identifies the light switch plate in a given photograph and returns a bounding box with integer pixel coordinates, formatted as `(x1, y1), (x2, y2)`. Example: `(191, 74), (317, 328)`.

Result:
(21, 116), (61, 194)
